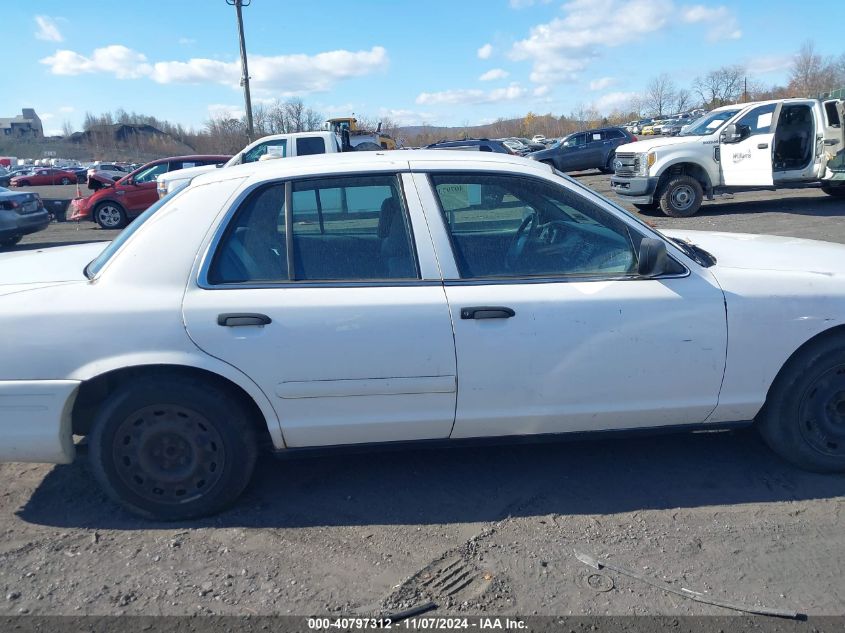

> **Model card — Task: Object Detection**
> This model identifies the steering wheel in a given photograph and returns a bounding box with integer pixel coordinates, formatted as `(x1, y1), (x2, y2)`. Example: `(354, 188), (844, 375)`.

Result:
(506, 212), (539, 270)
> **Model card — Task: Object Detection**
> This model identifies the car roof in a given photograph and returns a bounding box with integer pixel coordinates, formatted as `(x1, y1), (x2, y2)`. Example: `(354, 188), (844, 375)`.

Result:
(192, 149), (550, 187)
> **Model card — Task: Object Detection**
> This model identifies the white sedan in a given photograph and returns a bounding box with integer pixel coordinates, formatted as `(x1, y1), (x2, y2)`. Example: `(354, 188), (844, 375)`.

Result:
(2, 151), (844, 520)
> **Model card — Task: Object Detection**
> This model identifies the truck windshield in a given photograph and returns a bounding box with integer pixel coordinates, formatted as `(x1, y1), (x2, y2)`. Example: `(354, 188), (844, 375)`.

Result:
(679, 109), (741, 136)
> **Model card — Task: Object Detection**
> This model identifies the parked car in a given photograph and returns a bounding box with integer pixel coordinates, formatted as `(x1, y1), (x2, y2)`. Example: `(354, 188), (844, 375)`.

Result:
(514, 137), (546, 152)
(661, 118), (694, 136)
(69, 154), (231, 229)
(529, 127), (636, 173)
(532, 134), (547, 143)
(425, 139), (515, 154)
(10, 168), (77, 187)
(0, 186), (50, 247)
(86, 163), (129, 182)
(2, 150), (845, 520)
(0, 168), (10, 188)
(499, 139), (531, 155)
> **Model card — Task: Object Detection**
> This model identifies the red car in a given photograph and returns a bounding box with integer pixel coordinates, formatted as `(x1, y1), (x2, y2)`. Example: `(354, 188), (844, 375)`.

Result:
(10, 168), (77, 187)
(68, 154), (230, 229)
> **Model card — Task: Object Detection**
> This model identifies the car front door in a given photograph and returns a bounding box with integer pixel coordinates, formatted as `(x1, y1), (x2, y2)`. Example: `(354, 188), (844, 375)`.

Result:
(555, 134), (588, 171)
(411, 168), (727, 439)
(720, 103), (777, 186)
(121, 163), (169, 215)
(182, 171), (457, 447)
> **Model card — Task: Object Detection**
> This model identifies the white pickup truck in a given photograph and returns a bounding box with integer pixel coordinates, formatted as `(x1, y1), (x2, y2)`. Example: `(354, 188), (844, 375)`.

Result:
(157, 131), (343, 198)
(611, 98), (845, 216)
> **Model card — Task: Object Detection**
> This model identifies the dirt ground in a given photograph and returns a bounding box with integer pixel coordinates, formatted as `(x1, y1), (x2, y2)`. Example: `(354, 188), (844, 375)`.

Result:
(2, 175), (845, 618)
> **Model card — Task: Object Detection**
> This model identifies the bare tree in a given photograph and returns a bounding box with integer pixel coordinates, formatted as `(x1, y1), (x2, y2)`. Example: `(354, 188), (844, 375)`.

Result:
(673, 88), (693, 114)
(645, 74), (677, 117)
(788, 41), (833, 97)
(692, 65), (744, 109)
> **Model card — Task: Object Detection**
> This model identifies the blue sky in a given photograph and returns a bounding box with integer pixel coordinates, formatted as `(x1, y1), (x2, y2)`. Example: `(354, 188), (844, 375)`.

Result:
(6, 0), (842, 134)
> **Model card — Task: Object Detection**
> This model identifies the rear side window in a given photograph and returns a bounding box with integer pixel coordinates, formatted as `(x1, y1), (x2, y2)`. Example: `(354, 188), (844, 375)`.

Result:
(208, 174), (418, 284)
(243, 140), (287, 164)
(604, 129), (625, 140)
(296, 136), (326, 156)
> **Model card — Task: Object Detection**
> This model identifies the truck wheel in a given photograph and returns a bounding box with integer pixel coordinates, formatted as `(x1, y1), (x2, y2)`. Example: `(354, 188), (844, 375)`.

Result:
(821, 186), (845, 198)
(758, 334), (845, 472)
(88, 375), (259, 520)
(658, 176), (702, 217)
(95, 202), (127, 229)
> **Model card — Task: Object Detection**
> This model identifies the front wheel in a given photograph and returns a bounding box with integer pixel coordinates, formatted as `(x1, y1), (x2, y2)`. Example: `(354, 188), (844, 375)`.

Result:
(657, 175), (703, 217)
(598, 154), (615, 174)
(0, 235), (22, 248)
(758, 335), (845, 472)
(89, 376), (259, 520)
(94, 202), (127, 229)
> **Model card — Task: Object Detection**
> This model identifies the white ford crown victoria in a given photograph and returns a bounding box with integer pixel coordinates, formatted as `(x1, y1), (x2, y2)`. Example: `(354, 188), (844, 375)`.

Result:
(2, 151), (845, 520)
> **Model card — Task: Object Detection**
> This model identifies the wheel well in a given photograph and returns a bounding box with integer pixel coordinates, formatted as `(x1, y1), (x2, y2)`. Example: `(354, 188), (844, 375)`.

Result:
(764, 325), (845, 403)
(71, 365), (275, 449)
(656, 162), (712, 195)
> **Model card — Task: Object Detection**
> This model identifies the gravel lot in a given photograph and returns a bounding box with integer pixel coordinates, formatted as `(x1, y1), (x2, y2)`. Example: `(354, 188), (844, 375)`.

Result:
(2, 174), (845, 618)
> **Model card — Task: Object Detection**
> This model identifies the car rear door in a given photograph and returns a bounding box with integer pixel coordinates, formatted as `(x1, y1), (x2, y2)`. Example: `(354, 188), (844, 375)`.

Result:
(182, 169), (457, 448)
(410, 166), (727, 439)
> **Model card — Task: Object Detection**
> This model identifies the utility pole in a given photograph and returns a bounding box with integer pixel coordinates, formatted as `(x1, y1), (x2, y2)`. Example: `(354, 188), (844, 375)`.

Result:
(226, 0), (254, 140)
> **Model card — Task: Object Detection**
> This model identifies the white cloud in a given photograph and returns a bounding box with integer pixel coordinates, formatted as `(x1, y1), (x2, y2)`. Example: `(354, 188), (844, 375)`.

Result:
(479, 68), (509, 81)
(533, 85), (551, 97)
(416, 83), (527, 106)
(34, 16), (63, 42)
(41, 45), (152, 79)
(477, 44), (493, 60)
(58, 105), (75, 113)
(589, 76), (616, 91)
(208, 104), (245, 120)
(510, 1), (741, 83)
(178, 37), (196, 45)
(745, 53), (793, 75)
(509, 0), (552, 8)
(680, 4), (741, 40)
(594, 91), (639, 113)
(40, 113), (56, 120)
(40, 45), (389, 95)
(377, 108), (435, 126)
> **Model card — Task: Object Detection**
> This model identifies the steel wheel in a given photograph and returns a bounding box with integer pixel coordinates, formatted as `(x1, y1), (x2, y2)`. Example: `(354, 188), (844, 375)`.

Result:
(798, 366), (845, 457)
(670, 185), (695, 211)
(112, 404), (227, 505)
(95, 203), (126, 229)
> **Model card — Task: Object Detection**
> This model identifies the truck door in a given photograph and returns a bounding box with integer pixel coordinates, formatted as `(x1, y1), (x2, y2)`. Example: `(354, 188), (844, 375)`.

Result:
(822, 100), (845, 178)
(720, 103), (776, 187)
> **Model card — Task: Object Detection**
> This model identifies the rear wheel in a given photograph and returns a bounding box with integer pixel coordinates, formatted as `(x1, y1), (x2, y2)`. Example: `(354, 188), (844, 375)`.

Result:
(0, 236), (21, 248)
(821, 186), (845, 198)
(94, 201), (127, 229)
(657, 175), (703, 217)
(758, 335), (845, 472)
(89, 375), (259, 520)
(60, 177), (72, 185)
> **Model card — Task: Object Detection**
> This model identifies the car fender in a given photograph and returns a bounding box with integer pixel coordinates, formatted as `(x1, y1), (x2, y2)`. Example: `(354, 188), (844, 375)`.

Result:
(652, 153), (719, 193)
(67, 350), (286, 449)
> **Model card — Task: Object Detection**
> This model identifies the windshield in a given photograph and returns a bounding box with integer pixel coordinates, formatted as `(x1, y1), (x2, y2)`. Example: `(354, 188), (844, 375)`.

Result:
(679, 109), (741, 136)
(84, 184), (187, 278)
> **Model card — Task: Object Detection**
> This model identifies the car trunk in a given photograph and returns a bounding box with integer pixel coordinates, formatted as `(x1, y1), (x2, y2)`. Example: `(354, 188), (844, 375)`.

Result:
(0, 242), (107, 295)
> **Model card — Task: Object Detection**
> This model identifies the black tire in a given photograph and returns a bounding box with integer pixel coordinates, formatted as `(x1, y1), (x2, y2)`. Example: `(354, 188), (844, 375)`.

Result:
(633, 202), (660, 214)
(0, 235), (22, 248)
(598, 153), (615, 174)
(60, 177), (72, 185)
(88, 375), (259, 520)
(16, 180), (29, 187)
(94, 201), (127, 229)
(758, 334), (845, 472)
(821, 186), (845, 198)
(657, 175), (703, 217)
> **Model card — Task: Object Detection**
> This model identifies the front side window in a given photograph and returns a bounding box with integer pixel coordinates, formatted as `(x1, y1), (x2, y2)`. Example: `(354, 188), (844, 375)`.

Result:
(209, 174), (418, 284)
(734, 103), (777, 136)
(133, 163), (169, 184)
(680, 109), (741, 136)
(242, 139), (288, 164)
(431, 173), (640, 279)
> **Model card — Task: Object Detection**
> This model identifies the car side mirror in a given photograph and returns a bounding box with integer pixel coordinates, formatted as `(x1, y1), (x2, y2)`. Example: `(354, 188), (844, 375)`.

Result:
(720, 123), (741, 144)
(637, 238), (668, 277)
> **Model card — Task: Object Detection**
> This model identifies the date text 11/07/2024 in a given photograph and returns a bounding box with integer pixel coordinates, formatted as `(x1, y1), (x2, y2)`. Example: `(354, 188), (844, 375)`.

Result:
(307, 616), (528, 630)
